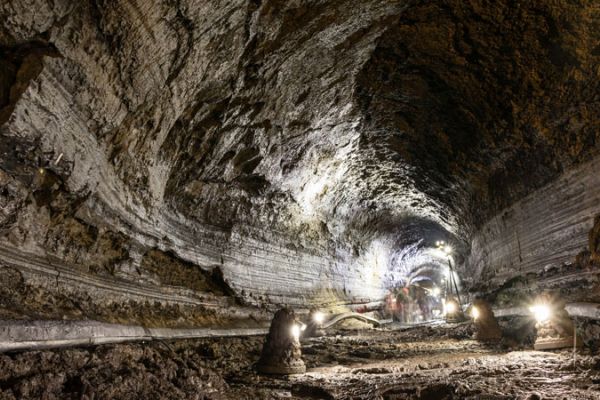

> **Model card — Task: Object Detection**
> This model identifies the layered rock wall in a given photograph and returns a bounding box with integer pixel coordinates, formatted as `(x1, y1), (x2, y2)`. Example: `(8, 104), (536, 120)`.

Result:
(0, 0), (403, 325)
(1, 0), (599, 326)
(467, 155), (600, 301)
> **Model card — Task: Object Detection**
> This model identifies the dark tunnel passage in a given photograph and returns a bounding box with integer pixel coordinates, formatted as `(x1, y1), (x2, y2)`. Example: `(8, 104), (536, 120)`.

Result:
(1, 0), (600, 398)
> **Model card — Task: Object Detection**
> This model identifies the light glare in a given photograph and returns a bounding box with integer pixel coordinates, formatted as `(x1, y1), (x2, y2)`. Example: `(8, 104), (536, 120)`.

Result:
(471, 306), (480, 320)
(444, 300), (457, 315)
(529, 304), (551, 323)
(290, 324), (301, 340)
(313, 312), (325, 324)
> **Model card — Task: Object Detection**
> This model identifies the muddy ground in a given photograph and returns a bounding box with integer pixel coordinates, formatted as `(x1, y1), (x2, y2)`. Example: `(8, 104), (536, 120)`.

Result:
(0, 323), (599, 399)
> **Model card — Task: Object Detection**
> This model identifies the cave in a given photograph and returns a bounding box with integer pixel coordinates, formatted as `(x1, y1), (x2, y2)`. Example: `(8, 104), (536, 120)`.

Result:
(1, 0), (600, 398)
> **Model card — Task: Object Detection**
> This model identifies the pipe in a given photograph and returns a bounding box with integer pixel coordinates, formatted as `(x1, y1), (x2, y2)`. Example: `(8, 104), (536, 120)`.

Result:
(564, 302), (600, 319)
(492, 306), (530, 317)
(0, 311), (390, 353)
(320, 312), (383, 329)
(5, 304), (599, 353)
(494, 302), (600, 319)
(0, 320), (267, 353)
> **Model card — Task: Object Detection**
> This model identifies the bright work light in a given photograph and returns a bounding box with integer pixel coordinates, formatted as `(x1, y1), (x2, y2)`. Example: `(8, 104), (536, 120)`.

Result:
(529, 304), (551, 323)
(444, 300), (458, 315)
(290, 324), (301, 340)
(313, 312), (325, 324)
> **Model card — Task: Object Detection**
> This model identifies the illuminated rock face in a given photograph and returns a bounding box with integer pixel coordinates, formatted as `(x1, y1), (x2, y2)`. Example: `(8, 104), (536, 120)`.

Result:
(0, 0), (599, 324)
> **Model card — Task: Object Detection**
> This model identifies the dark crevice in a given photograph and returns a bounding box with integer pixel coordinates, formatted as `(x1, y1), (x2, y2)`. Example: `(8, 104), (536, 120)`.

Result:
(0, 40), (60, 125)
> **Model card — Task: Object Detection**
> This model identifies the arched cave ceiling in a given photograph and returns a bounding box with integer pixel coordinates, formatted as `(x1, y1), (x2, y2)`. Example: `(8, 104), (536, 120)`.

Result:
(0, 0), (599, 310)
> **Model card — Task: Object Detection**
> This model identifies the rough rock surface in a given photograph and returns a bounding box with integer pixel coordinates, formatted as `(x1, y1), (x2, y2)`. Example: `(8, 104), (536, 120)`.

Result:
(1, 324), (599, 399)
(1, 0), (599, 324)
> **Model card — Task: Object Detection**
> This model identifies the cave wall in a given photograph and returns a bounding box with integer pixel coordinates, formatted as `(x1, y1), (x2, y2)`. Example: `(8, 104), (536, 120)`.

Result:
(0, 0), (406, 324)
(467, 154), (600, 304)
(0, 0), (599, 326)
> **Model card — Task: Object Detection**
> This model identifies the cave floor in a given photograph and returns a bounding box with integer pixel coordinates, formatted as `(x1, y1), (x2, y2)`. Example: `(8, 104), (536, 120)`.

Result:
(0, 323), (599, 399)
